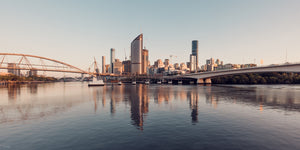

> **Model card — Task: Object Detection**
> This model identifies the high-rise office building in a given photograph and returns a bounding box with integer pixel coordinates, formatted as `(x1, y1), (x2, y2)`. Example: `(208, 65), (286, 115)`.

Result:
(102, 56), (106, 73)
(131, 34), (143, 75)
(8, 63), (20, 76)
(142, 49), (149, 74)
(192, 40), (198, 71)
(28, 69), (37, 76)
(164, 59), (170, 67)
(216, 59), (220, 65)
(110, 48), (115, 73)
(113, 59), (123, 75)
(105, 64), (110, 73)
(190, 54), (196, 72)
(154, 59), (164, 68)
(122, 60), (131, 75)
(174, 63), (180, 69)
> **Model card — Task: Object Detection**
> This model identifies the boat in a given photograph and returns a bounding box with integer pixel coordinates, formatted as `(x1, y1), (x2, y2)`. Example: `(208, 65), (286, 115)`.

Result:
(118, 81), (122, 85)
(145, 81), (150, 84)
(132, 81), (136, 85)
(178, 81), (183, 84)
(190, 81), (194, 84)
(157, 81), (161, 84)
(168, 80), (172, 84)
(88, 77), (104, 86)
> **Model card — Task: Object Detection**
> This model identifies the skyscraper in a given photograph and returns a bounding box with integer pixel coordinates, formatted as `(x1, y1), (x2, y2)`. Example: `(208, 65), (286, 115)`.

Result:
(110, 48), (115, 73)
(142, 49), (149, 74)
(131, 34), (143, 75)
(102, 56), (105, 73)
(190, 54), (196, 72)
(192, 40), (198, 71)
(122, 60), (131, 75)
(8, 63), (20, 76)
(164, 59), (170, 67)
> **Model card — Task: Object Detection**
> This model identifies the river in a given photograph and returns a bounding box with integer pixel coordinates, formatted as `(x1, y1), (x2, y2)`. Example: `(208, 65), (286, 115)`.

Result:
(0, 83), (299, 150)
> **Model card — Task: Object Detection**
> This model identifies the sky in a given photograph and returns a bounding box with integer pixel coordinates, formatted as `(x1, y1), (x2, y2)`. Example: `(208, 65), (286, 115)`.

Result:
(1, 0), (300, 70)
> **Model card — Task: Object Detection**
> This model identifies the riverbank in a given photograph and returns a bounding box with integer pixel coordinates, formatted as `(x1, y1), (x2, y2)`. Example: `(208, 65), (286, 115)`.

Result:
(0, 80), (56, 86)
(0, 75), (57, 85)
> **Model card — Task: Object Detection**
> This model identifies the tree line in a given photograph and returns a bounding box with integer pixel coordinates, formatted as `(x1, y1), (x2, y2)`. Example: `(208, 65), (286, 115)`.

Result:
(0, 75), (57, 82)
(212, 72), (300, 84)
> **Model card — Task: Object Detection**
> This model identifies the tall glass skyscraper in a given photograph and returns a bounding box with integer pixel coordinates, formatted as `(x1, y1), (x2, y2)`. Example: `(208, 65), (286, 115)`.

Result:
(131, 34), (143, 75)
(110, 48), (115, 73)
(102, 56), (105, 73)
(142, 49), (149, 74)
(192, 40), (198, 71)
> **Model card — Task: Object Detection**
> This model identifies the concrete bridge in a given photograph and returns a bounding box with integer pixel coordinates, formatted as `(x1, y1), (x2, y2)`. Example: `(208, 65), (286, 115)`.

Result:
(166, 63), (300, 84)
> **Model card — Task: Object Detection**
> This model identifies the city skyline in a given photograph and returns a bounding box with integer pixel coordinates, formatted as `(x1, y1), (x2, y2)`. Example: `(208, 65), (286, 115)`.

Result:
(1, 0), (300, 71)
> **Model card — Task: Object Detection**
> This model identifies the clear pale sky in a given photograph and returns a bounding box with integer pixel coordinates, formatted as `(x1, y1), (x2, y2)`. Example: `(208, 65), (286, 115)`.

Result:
(1, 0), (300, 70)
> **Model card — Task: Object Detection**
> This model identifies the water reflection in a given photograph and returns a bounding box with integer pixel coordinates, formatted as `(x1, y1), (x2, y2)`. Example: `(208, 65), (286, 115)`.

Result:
(129, 85), (149, 130)
(29, 84), (38, 94)
(8, 84), (21, 101)
(187, 89), (199, 124)
(0, 83), (88, 124)
(1, 83), (300, 127)
(206, 85), (300, 111)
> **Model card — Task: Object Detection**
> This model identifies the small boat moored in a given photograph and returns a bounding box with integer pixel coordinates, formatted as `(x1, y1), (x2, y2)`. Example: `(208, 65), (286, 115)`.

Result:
(118, 81), (122, 85)
(178, 81), (183, 84)
(157, 81), (162, 84)
(132, 81), (136, 85)
(88, 77), (105, 86)
(168, 80), (172, 84)
(145, 80), (150, 84)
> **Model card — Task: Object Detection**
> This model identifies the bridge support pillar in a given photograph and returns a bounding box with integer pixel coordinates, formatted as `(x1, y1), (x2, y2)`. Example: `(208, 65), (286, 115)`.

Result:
(205, 78), (212, 84)
(197, 79), (204, 84)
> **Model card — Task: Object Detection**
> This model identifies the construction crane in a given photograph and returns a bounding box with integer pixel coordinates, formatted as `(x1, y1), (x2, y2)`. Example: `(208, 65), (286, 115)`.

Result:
(124, 48), (127, 60)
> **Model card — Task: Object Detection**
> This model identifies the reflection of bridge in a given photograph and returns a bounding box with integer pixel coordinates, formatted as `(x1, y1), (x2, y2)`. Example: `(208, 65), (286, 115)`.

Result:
(0, 53), (115, 76)
(167, 63), (300, 84)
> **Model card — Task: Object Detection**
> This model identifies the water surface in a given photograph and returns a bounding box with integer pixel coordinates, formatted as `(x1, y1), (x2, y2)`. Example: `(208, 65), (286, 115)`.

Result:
(0, 83), (299, 150)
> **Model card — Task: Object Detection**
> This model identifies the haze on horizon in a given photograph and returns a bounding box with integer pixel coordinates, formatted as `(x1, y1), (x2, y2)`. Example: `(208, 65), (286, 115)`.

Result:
(1, 0), (300, 70)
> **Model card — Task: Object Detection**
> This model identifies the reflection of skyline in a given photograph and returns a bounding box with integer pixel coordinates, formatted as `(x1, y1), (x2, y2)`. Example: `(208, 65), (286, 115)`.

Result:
(0, 83), (116, 124)
(8, 84), (20, 101)
(2, 83), (299, 127)
(187, 89), (199, 124)
(129, 85), (149, 130)
(5, 84), (39, 101)
(93, 84), (300, 130)
(28, 84), (38, 94)
(203, 85), (300, 112)
(0, 83), (87, 124)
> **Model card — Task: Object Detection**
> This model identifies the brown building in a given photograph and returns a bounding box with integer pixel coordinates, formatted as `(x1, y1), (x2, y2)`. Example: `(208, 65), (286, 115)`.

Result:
(122, 60), (131, 75)
(142, 49), (149, 74)
(113, 59), (123, 75)
(154, 59), (163, 68)
(105, 64), (110, 73)
(164, 59), (170, 67)
(8, 63), (20, 76)
(29, 69), (37, 76)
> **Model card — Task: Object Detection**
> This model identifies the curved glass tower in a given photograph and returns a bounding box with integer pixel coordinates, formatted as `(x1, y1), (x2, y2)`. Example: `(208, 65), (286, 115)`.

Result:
(131, 34), (143, 75)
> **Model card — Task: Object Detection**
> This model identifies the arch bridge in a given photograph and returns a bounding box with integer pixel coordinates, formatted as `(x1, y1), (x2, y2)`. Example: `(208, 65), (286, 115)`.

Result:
(0, 53), (101, 76)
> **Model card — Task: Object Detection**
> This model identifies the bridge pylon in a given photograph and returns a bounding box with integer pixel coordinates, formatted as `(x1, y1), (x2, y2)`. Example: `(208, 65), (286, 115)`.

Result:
(205, 78), (212, 84)
(197, 79), (204, 84)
